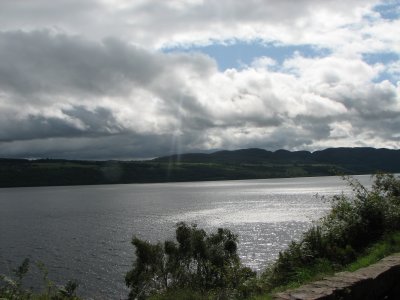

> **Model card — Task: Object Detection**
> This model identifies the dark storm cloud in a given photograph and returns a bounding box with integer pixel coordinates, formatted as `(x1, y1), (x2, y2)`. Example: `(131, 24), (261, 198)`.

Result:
(0, 106), (123, 142)
(63, 106), (122, 134)
(0, 133), (192, 160)
(0, 31), (164, 97)
(0, 114), (84, 142)
(0, 30), (220, 158)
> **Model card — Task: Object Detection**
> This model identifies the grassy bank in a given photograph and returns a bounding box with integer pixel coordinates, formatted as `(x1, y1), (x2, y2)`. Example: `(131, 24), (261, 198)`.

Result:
(252, 231), (400, 299)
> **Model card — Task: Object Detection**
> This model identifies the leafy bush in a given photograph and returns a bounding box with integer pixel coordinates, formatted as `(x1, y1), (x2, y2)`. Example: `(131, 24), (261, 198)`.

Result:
(125, 222), (259, 300)
(263, 173), (400, 288)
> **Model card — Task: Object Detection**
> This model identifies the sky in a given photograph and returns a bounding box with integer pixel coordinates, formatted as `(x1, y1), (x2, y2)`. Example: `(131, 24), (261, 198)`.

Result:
(0, 0), (399, 159)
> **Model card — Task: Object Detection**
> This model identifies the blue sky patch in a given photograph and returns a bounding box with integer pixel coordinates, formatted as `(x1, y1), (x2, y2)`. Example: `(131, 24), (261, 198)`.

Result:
(372, 71), (396, 83)
(363, 52), (399, 83)
(164, 41), (330, 71)
(373, 1), (400, 20)
(363, 52), (399, 65)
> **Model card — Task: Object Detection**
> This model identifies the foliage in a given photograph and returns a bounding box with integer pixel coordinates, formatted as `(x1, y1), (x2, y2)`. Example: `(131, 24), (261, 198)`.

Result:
(0, 259), (80, 300)
(125, 222), (259, 300)
(345, 231), (400, 272)
(263, 173), (400, 288)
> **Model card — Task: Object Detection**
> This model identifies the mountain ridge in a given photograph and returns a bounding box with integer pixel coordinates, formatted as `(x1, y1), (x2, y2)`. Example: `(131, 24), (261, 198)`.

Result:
(154, 147), (400, 167)
(1, 147), (400, 187)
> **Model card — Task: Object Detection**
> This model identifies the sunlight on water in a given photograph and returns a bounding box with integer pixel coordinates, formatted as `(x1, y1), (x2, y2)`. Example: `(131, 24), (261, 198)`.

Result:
(0, 175), (373, 298)
(166, 192), (333, 271)
(169, 195), (329, 224)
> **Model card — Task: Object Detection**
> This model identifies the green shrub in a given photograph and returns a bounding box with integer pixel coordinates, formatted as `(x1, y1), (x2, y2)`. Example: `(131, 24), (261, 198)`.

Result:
(125, 222), (258, 300)
(263, 173), (400, 288)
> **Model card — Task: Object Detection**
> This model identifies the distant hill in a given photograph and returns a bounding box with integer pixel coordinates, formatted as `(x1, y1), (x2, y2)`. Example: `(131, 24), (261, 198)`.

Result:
(154, 147), (400, 172)
(1, 147), (400, 187)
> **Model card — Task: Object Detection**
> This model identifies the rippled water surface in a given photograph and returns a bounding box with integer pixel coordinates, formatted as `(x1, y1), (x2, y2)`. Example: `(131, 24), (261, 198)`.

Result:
(0, 175), (373, 299)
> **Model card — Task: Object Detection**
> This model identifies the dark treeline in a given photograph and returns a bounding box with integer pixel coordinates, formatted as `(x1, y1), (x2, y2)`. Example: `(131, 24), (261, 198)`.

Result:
(2, 147), (400, 187)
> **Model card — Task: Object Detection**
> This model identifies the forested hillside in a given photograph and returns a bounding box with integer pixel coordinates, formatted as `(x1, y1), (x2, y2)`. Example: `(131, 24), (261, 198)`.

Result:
(1, 147), (400, 187)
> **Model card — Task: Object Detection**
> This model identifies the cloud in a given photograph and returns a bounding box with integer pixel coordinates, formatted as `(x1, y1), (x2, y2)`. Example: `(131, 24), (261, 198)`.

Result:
(0, 31), (167, 97)
(0, 1), (399, 159)
(388, 60), (400, 80)
(103, 0), (381, 49)
(0, 0), (384, 49)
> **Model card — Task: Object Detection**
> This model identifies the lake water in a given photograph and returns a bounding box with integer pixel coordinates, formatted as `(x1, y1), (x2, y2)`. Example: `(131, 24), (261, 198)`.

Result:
(0, 175), (373, 299)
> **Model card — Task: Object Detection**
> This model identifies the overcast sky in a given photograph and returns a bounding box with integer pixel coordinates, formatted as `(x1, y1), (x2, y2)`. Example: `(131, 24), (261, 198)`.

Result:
(0, 0), (399, 159)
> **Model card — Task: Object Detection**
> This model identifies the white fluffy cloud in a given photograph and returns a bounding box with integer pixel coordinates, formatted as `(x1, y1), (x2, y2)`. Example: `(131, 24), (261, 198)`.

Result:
(0, 0), (388, 50)
(0, 0), (399, 158)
